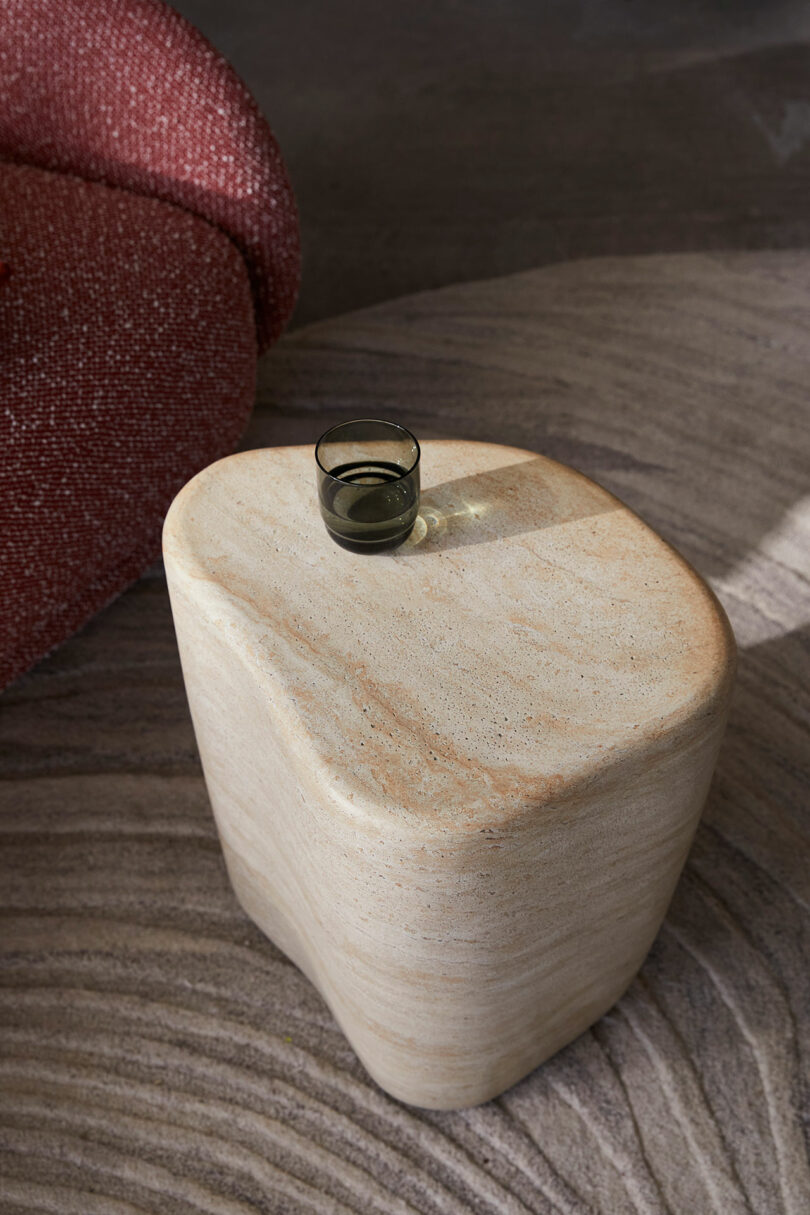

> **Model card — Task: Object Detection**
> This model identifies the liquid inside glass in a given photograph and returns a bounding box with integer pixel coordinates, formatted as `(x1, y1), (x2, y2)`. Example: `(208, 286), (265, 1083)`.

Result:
(321, 459), (418, 549)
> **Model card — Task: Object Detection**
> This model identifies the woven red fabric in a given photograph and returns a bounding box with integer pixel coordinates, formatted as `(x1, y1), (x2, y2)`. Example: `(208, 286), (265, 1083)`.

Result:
(0, 0), (299, 350)
(0, 161), (257, 689)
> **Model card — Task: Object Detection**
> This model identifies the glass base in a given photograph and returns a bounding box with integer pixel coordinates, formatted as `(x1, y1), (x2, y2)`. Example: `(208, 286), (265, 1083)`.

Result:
(325, 523), (415, 553)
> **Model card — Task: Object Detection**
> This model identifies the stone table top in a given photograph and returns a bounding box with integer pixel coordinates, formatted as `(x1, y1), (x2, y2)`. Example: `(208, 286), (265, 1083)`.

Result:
(164, 440), (733, 830)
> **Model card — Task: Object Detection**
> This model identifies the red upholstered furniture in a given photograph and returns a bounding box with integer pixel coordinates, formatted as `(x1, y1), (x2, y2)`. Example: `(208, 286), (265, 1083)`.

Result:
(0, 0), (300, 689)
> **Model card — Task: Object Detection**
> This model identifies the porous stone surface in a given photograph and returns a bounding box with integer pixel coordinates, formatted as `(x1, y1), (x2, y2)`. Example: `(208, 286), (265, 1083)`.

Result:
(164, 439), (734, 1108)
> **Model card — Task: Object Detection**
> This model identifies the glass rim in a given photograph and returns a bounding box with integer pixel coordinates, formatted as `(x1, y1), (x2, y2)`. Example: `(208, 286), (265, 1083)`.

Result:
(315, 417), (421, 483)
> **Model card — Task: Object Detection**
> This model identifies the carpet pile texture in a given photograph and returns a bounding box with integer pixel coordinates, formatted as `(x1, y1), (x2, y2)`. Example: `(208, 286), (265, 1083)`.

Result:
(1, 251), (808, 1213)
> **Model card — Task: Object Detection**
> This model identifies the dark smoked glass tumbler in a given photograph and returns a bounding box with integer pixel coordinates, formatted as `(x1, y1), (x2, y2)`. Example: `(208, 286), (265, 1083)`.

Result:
(316, 419), (421, 552)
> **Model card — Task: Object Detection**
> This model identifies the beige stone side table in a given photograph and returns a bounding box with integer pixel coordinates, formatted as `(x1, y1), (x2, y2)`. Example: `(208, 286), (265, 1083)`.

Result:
(163, 439), (734, 1110)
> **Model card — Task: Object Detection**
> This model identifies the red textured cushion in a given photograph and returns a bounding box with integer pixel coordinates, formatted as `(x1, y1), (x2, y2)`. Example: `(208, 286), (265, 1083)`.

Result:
(0, 0), (300, 350)
(0, 161), (257, 688)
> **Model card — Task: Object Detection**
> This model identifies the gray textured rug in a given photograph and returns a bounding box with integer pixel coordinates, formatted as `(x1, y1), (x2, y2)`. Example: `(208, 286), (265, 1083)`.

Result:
(1, 251), (808, 1213)
(177, 0), (810, 327)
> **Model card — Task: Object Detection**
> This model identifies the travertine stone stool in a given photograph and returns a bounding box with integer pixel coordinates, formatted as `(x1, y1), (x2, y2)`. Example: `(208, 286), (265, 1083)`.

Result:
(164, 440), (734, 1110)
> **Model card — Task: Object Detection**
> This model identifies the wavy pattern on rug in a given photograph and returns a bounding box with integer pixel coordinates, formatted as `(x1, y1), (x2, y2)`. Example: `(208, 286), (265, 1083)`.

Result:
(1, 251), (808, 1213)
